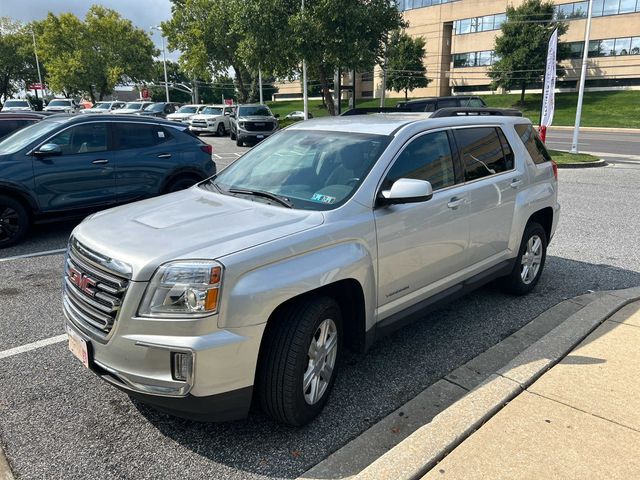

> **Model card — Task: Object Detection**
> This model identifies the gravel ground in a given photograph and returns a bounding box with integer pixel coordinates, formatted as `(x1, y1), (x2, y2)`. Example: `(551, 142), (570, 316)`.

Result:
(1, 161), (639, 480)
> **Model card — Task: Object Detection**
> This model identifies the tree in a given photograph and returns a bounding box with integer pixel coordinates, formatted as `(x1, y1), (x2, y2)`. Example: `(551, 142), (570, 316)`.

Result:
(33, 5), (156, 101)
(488, 0), (569, 105)
(289, 0), (404, 115)
(385, 30), (429, 101)
(0, 18), (39, 102)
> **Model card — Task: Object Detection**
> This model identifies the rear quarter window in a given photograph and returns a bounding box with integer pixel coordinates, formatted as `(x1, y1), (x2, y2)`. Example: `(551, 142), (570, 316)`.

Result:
(515, 124), (552, 164)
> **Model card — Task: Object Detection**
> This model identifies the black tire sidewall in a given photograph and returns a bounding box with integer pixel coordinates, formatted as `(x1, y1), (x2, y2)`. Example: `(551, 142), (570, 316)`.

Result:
(0, 195), (30, 248)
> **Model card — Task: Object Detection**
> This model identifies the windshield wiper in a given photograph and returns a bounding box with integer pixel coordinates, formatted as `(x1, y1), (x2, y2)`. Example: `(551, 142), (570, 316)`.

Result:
(228, 188), (293, 208)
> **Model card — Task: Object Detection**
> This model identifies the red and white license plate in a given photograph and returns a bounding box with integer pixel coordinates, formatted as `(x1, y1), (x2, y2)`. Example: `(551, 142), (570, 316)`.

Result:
(67, 328), (89, 368)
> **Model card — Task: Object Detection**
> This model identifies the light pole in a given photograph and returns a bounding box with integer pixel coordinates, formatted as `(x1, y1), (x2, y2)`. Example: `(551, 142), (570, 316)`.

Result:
(302, 0), (308, 120)
(31, 30), (46, 103)
(151, 26), (170, 102)
(571, 0), (593, 153)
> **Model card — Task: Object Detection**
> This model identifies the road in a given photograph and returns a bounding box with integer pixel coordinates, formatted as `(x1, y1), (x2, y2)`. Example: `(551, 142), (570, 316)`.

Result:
(546, 127), (640, 162)
(1, 134), (640, 480)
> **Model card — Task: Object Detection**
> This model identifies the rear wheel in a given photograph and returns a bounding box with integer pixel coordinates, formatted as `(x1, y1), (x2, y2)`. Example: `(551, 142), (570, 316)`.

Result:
(0, 195), (30, 248)
(257, 296), (342, 426)
(501, 222), (547, 295)
(217, 123), (226, 136)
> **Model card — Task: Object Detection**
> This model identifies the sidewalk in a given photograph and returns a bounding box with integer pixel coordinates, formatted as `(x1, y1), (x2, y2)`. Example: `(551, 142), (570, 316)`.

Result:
(421, 300), (640, 479)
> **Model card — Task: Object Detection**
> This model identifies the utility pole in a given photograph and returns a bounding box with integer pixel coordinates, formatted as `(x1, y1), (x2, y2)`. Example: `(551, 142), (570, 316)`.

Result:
(151, 26), (170, 102)
(31, 30), (46, 104)
(259, 68), (263, 104)
(571, 0), (593, 154)
(302, 0), (308, 119)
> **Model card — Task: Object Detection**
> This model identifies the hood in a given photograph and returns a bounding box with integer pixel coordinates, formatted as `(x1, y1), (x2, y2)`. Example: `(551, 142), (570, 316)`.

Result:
(167, 113), (193, 119)
(45, 106), (70, 111)
(135, 111), (161, 116)
(73, 186), (325, 281)
(112, 108), (140, 114)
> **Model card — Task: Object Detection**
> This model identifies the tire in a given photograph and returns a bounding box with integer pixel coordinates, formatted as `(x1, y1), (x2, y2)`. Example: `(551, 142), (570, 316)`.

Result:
(217, 123), (226, 136)
(0, 194), (30, 248)
(257, 296), (342, 426)
(230, 130), (236, 141)
(501, 222), (547, 295)
(236, 137), (243, 147)
(163, 175), (201, 194)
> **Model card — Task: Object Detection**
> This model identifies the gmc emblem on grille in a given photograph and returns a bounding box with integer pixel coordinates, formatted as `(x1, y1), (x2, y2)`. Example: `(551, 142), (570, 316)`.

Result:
(68, 267), (98, 297)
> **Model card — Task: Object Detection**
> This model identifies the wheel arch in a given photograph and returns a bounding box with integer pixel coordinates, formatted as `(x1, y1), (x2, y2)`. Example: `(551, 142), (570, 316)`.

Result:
(527, 207), (554, 242)
(0, 184), (37, 217)
(160, 168), (207, 193)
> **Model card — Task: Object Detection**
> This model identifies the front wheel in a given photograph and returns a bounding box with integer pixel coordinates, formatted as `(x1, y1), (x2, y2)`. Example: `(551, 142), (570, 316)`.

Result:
(217, 123), (226, 136)
(257, 297), (342, 426)
(236, 137), (243, 147)
(230, 130), (236, 140)
(501, 222), (547, 295)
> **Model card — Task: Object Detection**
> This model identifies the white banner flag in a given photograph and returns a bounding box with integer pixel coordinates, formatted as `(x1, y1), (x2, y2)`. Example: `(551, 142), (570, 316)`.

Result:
(540, 28), (558, 128)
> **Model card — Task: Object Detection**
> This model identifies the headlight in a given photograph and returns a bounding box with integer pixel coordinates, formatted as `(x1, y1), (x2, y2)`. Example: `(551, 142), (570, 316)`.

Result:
(138, 261), (223, 318)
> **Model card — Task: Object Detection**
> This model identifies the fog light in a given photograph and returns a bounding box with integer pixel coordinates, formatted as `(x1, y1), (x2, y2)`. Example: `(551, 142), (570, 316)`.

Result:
(172, 352), (193, 382)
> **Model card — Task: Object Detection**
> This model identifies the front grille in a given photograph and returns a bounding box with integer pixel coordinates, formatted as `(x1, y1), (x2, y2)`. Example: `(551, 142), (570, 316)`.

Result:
(63, 241), (130, 342)
(191, 120), (207, 127)
(244, 121), (274, 132)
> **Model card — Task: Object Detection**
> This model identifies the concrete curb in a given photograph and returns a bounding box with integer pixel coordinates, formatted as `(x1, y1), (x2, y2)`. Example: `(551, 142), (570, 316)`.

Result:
(0, 445), (14, 480)
(351, 286), (640, 480)
(556, 159), (608, 169)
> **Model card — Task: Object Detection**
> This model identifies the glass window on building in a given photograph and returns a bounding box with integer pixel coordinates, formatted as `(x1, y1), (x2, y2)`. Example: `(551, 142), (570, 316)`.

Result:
(589, 39), (604, 56)
(494, 13), (507, 29)
(631, 37), (640, 55)
(592, 0), (605, 16)
(569, 42), (584, 58)
(458, 18), (472, 34)
(600, 38), (616, 55)
(479, 15), (494, 32)
(453, 53), (471, 67)
(618, 0), (636, 12)
(614, 37), (632, 55)
(603, 0), (620, 15)
(572, 1), (589, 17)
(477, 51), (493, 66)
(557, 3), (574, 18)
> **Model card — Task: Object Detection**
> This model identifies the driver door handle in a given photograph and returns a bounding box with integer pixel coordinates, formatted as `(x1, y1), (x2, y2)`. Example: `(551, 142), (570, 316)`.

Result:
(92, 159), (109, 165)
(447, 197), (465, 209)
(157, 153), (172, 159)
(510, 178), (523, 188)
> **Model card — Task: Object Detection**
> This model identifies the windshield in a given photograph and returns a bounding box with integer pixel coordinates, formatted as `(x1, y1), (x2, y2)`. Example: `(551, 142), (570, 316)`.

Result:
(4, 100), (29, 107)
(205, 130), (391, 210)
(202, 107), (223, 115)
(0, 120), (63, 154)
(177, 106), (198, 114)
(238, 106), (271, 116)
(48, 100), (71, 107)
(145, 103), (166, 112)
(124, 102), (143, 110)
(95, 103), (111, 110)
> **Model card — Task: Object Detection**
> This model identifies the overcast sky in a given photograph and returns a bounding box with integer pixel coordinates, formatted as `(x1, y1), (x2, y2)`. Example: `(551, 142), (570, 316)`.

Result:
(0, 0), (180, 60)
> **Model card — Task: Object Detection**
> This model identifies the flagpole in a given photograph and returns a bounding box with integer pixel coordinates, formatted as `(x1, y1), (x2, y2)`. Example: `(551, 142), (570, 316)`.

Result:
(539, 27), (558, 143)
(571, 0), (593, 153)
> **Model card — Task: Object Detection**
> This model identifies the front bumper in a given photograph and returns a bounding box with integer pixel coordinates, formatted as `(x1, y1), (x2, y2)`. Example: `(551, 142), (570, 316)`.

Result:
(237, 129), (276, 143)
(190, 125), (216, 133)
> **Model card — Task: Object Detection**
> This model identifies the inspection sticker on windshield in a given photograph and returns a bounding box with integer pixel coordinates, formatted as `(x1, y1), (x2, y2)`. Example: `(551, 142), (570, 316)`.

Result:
(311, 193), (336, 204)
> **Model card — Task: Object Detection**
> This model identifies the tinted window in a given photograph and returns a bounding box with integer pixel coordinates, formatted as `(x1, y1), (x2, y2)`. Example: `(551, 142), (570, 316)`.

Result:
(437, 99), (458, 108)
(384, 131), (456, 191)
(177, 106), (198, 114)
(114, 123), (170, 149)
(468, 98), (485, 107)
(4, 100), (29, 108)
(515, 124), (552, 164)
(455, 127), (513, 181)
(0, 120), (34, 139)
(48, 100), (71, 107)
(50, 123), (108, 154)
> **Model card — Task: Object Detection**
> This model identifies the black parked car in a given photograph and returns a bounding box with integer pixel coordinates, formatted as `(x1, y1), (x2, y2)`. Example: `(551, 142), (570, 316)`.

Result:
(0, 114), (216, 247)
(396, 96), (487, 112)
(0, 112), (58, 140)
(135, 102), (181, 118)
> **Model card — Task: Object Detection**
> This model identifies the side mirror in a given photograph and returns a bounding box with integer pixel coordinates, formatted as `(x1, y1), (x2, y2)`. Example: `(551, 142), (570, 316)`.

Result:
(378, 178), (433, 206)
(224, 111), (230, 116)
(33, 143), (62, 157)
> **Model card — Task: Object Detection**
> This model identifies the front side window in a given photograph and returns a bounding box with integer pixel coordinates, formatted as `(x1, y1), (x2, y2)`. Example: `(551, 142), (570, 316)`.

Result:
(515, 124), (552, 164)
(114, 123), (170, 149)
(455, 127), (513, 181)
(206, 130), (391, 210)
(383, 131), (456, 191)
(49, 123), (108, 155)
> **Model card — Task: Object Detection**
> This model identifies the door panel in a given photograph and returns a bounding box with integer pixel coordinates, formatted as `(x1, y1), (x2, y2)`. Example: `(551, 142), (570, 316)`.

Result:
(375, 130), (469, 310)
(32, 123), (116, 212)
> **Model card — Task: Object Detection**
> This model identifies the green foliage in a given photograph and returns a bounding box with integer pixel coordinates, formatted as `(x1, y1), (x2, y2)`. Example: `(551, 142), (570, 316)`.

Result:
(33, 5), (156, 101)
(489, 0), (569, 104)
(385, 30), (430, 101)
(0, 18), (40, 101)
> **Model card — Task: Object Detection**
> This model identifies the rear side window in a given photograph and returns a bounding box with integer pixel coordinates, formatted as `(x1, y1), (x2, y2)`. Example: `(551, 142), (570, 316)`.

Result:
(114, 123), (171, 149)
(467, 98), (485, 107)
(454, 127), (514, 181)
(437, 99), (458, 108)
(515, 124), (552, 164)
(384, 131), (456, 191)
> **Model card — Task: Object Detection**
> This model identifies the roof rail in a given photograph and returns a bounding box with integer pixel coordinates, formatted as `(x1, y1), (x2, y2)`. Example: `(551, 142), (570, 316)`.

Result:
(340, 107), (413, 116)
(430, 107), (522, 118)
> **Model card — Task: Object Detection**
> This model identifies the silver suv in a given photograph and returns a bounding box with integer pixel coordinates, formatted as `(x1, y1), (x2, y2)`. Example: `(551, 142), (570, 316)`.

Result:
(63, 111), (559, 426)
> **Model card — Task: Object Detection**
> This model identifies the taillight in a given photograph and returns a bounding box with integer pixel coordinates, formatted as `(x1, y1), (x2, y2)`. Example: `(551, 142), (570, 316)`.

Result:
(551, 160), (558, 180)
(200, 144), (212, 155)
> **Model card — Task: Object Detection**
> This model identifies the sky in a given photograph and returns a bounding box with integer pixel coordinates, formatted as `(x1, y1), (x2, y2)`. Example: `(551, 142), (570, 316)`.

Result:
(0, 0), (180, 60)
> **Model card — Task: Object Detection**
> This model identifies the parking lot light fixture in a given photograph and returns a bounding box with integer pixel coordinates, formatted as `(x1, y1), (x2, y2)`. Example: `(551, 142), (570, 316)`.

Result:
(151, 25), (170, 102)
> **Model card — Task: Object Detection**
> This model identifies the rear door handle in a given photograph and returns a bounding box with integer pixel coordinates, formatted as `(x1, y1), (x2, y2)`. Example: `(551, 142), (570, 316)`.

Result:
(510, 178), (523, 188)
(157, 153), (172, 159)
(447, 197), (465, 209)
(92, 159), (109, 165)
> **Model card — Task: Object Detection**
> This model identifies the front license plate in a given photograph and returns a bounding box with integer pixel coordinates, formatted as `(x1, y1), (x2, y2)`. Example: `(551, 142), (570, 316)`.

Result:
(256, 135), (264, 139)
(68, 329), (89, 368)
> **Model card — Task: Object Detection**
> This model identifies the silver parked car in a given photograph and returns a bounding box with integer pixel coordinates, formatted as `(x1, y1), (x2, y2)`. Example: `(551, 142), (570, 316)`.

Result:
(63, 110), (559, 426)
(1, 99), (34, 112)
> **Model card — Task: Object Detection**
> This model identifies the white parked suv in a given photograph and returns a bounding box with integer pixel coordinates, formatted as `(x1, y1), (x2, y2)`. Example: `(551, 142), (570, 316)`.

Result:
(63, 108), (559, 426)
(44, 98), (80, 113)
(166, 104), (205, 123)
(1, 99), (34, 112)
(188, 104), (234, 136)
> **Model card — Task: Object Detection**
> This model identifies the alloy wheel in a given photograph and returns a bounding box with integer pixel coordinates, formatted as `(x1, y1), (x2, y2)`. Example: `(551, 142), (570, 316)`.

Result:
(521, 234), (543, 284)
(303, 318), (338, 405)
(0, 206), (20, 242)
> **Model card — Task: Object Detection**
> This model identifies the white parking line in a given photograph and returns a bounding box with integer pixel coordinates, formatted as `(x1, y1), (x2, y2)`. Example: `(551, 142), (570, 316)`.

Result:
(0, 248), (66, 263)
(0, 334), (67, 360)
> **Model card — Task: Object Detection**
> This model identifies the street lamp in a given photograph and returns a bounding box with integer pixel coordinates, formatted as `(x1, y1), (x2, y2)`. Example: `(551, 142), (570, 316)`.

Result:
(151, 25), (170, 102)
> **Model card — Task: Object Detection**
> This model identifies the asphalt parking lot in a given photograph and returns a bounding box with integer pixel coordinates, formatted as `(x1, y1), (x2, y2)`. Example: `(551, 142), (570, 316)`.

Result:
(1, 140), (640, 479)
